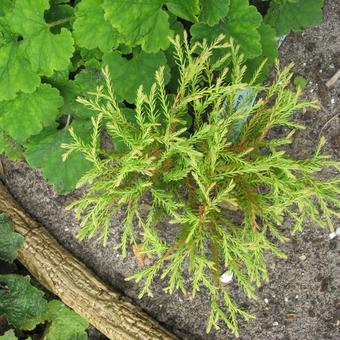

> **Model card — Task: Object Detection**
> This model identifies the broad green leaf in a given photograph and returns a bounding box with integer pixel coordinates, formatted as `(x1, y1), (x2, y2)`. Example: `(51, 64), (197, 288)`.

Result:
(166, 0), (200, 21)
(7, 0), (74, 76)
(0, 274), (48, 330)
(25, 121), (93, 194)
(46, 71), (79, 116)
(0, 214), (24, 263)
(0, 1), (13, 17)
(103, 51), (169, 103)
(265, 0), (324, 36)
(0, 329), (17, 340)
(74, 0), (120, 52)
(199, 0), (230, 26)
(0, 42), (40, 101)
(0, 132), (24, 160)
(43, 300), (88, 340)
(245, 23), (278, 82)
(0, 84), (63, 143)
(47, 66), (102, 119)
(23, 28), (74, 76)
(103, 0), (173, 53)
(191, 0), (262, 59)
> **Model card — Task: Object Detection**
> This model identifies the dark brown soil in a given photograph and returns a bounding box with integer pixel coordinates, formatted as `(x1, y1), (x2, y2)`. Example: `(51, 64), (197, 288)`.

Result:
(1, 0), (339, 339)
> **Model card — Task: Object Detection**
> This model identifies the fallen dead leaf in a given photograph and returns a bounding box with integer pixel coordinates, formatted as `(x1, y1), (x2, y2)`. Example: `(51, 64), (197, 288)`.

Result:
(132, 243), (146, 266)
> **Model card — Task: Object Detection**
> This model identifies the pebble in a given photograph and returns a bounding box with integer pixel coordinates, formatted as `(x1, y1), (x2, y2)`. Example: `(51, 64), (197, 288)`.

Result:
(220, 270), (234, 284)
(329, 232), (337, 240)
(264, 298), (269, 304)
(299, 255), (307, 261)
(295, 295), (299, 299)
(336, 227), (340, 236)
(331, 98), (335, 104)
(284, 297), (289, 303)
(273, 321), (279, 326)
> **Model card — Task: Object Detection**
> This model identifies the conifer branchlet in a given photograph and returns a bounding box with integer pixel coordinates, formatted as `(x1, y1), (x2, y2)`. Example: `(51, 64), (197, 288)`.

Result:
(62, 34), (340, 335)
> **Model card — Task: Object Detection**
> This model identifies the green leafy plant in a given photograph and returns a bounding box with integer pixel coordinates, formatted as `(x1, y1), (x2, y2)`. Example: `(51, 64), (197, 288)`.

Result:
(0, 0), (324, 193)
(0, 214), (89, 339)
(62, 35), (339, 335)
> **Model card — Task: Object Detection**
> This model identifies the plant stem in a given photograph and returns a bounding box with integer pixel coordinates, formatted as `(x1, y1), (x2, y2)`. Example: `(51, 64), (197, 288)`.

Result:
(48, 16), (75, 28)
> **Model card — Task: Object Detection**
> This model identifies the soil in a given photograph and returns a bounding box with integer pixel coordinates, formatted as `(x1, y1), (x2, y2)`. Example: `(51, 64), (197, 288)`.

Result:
(1, 0), (339, 339)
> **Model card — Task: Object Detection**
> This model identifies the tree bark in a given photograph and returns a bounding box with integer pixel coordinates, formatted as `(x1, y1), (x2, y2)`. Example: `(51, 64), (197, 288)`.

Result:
(0, 181), (176, 340)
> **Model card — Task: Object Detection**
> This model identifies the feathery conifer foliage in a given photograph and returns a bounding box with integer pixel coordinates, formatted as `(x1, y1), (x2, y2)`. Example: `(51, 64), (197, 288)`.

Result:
(62, 34), (340, 335)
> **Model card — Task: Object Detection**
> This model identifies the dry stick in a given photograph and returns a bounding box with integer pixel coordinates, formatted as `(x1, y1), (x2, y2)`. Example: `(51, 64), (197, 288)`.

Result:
(326, 69), (340, 88)
(0, 181), (176, 340)
(318, 104), (340, 140)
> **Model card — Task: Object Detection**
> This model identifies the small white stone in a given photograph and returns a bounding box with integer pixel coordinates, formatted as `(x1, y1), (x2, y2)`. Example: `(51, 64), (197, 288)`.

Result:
(284, 297), (289, 303)
(336, 227), (340, 236)
(64, 228), (69, 232)
(303, 62), (306, 67)
(331, 98), (335, 105)
(273, 321), (279, 326)
(310, 89), (314, 93)
(299, 255), (307, 261)
(295, 295), (299, 299)
(329, 232), (337, 240)
(116, 254), (120, 258)
(319, 69), (323, 73)
(220, 270), (234, 284)
(264, 298), (269, 304)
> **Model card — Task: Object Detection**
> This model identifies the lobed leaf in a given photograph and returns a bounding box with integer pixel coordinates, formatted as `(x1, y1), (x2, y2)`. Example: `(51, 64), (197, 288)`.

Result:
(103, 0), (173, 53)
(103, 51), (170, 103)
(44, 300), (88, 340)
(25, 121), (93, 194)
(0, 42), (40, 101)
(265, 0), (324, 36)
(74, 0), (120, 52)
(0, 274), (48, 330)
(0, 214), (24, 263)
(191, 0), (263, 59)
(0, 84), (63, 143)
(7, 0), (74, 76)
(199, 0), (230, 26)
(166, 0), (200, 22)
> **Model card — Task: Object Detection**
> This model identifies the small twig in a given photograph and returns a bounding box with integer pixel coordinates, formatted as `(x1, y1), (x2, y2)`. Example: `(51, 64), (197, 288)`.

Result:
(318, 104), (340, 139)
(326, 69), (340, 88)
(65, 114), (72, 129)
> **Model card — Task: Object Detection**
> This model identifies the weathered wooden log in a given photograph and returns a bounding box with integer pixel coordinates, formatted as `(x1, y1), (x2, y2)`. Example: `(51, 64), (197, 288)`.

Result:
(0, 181), (176, 340)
